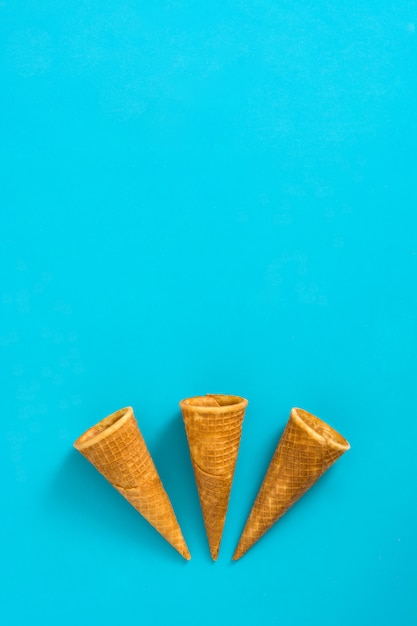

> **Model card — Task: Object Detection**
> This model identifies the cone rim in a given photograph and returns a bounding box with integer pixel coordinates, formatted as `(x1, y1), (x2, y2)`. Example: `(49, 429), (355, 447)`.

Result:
(291, 407), (350, 451)
(74, 406), (134, 451)
(179, 394), (248, 412)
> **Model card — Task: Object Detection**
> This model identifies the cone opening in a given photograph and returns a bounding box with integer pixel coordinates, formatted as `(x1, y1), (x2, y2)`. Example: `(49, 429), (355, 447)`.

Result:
(74, 407), (134, 451)
(180, 394), (248, 411)
(292, 408), (350, 450)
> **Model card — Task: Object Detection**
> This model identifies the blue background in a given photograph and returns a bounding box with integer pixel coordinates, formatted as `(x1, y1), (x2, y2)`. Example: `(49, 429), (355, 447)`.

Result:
(1, 2), (416, 625)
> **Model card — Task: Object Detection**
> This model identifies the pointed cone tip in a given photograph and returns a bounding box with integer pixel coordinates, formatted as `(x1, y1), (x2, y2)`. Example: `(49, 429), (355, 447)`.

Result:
(209, 545), (219, 560)
(232, 545), (245, 561)
(172, 536), (191, 561)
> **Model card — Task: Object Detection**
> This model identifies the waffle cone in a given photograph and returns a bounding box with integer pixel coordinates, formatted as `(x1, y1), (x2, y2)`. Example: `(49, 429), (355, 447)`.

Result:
(233, 407), (350, 561)
(74, 407), (190, 560)
(180, 394), (248, 560)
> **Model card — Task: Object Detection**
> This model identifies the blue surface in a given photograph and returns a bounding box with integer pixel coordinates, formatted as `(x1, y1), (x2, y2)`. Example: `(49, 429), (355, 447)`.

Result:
(1, 2), (416, 625)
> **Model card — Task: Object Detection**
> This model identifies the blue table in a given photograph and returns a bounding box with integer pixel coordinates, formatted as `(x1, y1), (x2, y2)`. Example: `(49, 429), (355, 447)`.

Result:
(1, 2), (416, 624)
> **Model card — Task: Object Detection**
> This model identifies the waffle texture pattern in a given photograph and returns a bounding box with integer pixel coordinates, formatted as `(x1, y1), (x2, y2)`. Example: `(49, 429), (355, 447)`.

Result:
(180, 394), (248, 560)
(233, 407), (350, 560)
(74, 407), (190, 560)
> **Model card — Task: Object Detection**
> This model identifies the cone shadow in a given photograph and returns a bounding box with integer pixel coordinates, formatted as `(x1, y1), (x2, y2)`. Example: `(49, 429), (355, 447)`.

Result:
(235, 425), (285, 528)
(151, 412), (207, 558)
(45, 448), (188, 563)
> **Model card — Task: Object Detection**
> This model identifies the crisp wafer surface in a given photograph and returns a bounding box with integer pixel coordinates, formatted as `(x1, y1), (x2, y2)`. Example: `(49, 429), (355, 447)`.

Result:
(180, 394), (247, 559)
(75, 408), (190, 560)
(233, 408), (349, 560)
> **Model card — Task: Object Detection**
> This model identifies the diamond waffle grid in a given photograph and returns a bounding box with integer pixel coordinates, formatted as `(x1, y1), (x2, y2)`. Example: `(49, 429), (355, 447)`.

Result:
(233, 410), (348, 560)
(77, 411), (190, 560)
(181, 400), (246, 559)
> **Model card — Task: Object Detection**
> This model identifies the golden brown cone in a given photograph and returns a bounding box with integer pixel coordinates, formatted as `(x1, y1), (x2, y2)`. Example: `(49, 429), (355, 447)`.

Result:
(233, 407), (350, 561)
(180, 394), (248, 560)
(74, 407), (190, 560)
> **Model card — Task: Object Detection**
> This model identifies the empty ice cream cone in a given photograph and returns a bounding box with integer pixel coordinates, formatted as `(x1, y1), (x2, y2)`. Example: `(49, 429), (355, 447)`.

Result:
(180, 394), (248, 560)
(233, 407), (350, 561)
(74, 406), (190, 560)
